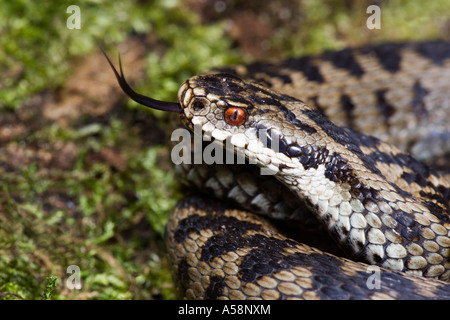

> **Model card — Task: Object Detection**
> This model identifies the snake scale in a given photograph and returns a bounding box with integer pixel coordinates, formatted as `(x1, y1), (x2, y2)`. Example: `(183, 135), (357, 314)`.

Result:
(104, 41), (450, 300)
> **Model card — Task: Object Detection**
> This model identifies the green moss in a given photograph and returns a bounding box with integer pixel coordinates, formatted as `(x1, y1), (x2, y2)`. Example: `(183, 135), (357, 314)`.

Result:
(0, 116), (178, 299)
(42, 274), (59, 300)
(379, 0), (450, 40)
(115, 5), (242, 116)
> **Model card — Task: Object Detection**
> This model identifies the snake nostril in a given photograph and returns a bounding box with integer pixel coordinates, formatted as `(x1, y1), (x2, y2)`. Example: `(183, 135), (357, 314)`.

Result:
(192, 99), (208, 111)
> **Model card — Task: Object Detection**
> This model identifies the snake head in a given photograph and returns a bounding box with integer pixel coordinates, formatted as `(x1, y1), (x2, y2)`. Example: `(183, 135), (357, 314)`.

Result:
(104, 53), (323, 169)
(177, 73), (254, 135)
(177, 73), (318, 149)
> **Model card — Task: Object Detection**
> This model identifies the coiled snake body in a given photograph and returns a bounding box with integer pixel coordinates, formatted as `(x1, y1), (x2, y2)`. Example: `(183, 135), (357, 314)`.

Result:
(105, 42), (450, 299)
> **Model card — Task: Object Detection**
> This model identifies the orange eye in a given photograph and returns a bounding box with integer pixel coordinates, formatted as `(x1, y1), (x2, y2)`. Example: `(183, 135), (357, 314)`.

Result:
(224, 107), (246, 126)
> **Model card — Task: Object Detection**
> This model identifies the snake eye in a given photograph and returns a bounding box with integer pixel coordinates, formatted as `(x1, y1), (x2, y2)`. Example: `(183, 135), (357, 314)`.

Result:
(224, 107), (246, 126)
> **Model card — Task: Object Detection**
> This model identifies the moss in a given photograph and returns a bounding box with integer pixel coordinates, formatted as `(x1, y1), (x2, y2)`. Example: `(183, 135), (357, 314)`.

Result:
(0, 117), (179, 299)
(0, 0), (153, 109)
(42, 274), (59, 300)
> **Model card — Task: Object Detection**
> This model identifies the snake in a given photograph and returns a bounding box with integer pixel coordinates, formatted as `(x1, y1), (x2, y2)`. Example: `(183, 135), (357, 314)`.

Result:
(103, 41), (450, 300)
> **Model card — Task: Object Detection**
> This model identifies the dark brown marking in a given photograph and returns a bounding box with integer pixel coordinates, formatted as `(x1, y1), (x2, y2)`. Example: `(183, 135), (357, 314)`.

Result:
(411, 81), (429, 116)
(280, 56), (325, 83)
(323, 48), (365, 77)
(361, 43), (402, 73)
(414, 41), (450, 65)
(340, 94), (356, 128)
(375, 89), (395, 121)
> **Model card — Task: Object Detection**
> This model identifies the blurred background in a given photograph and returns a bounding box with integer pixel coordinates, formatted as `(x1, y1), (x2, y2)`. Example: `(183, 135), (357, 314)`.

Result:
(0, 0), (449, 299)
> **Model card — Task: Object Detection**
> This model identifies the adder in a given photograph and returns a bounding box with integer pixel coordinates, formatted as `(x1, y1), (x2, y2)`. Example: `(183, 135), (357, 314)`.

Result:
(104, 41), (450, 299)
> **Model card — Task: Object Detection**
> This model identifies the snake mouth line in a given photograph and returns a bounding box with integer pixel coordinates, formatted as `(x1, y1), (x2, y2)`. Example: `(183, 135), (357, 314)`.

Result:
(170, 124), (291, 176)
